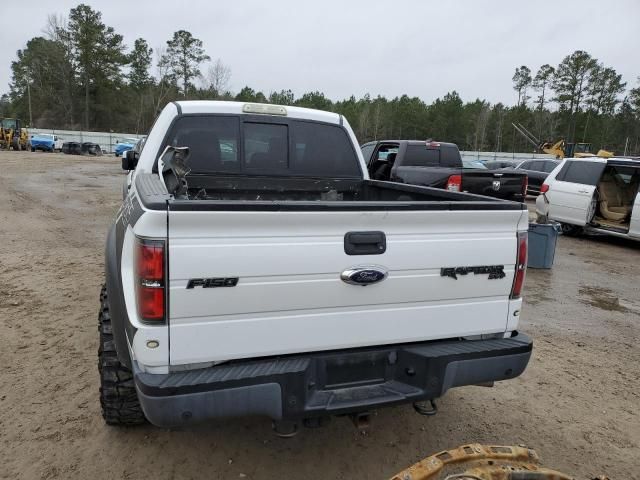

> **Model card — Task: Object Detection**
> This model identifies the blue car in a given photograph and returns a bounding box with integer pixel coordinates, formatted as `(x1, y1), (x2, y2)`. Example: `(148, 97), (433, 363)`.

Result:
(114, 138), (139, 157)
(30, 134), (63, 152)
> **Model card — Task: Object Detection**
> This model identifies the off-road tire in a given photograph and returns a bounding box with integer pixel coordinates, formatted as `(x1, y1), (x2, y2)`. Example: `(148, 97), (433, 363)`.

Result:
(98, 285), (147, 426)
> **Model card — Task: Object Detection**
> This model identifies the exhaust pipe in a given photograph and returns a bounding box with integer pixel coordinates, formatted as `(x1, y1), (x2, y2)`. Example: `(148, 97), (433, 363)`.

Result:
(349, 412), (371, 430)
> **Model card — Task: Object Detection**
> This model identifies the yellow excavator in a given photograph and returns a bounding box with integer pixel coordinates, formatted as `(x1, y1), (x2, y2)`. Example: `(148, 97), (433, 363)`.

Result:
(539, 138), (613, 159)
(512, 123), (613, 159)
(0, 118), (29, 150)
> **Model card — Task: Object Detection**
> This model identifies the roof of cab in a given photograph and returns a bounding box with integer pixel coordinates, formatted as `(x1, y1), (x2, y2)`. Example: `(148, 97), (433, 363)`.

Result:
(606, 157), (640, 167)
(564, 157), (640, 165)
(361, 139), (458, 147)
(173, 100), (341, 125)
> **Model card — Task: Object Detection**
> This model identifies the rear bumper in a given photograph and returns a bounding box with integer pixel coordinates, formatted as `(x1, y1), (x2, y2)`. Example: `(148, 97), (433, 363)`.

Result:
(134, 332), (532, 428)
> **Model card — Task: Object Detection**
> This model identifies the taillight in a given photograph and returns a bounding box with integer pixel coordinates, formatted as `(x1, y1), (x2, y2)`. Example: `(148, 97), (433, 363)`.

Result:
(446, 174), (462, 192)
(522, 176), (528, 197)
(135, 237), (165, 322)
(540, 183), (549, 194)
(511, 231), (527, 299)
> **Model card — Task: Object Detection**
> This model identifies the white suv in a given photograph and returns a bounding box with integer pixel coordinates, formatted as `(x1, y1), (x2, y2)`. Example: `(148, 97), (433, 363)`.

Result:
(536, 157), (640, 240)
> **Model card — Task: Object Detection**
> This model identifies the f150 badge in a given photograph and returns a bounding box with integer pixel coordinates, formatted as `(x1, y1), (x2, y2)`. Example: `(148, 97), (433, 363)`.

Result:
(341, 266), (388, 286)
(441, 265), (505, 280)
(187, 277), (239, 289)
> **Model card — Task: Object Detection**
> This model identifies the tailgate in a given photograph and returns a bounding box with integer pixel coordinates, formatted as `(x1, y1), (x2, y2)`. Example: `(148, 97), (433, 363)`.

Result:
(167, 208), (524, 365)
(462, 171), (525, 199)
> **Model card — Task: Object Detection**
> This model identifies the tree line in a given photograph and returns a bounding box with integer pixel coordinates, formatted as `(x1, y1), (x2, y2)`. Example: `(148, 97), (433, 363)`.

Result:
(3, 3), (640, 154)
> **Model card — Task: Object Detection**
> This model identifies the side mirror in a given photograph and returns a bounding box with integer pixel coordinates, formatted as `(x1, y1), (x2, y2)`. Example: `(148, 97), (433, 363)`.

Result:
(121, 149), (139, 171)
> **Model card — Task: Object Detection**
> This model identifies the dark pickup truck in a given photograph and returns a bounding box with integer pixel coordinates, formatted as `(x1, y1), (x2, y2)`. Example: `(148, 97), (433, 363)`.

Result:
(361, 140), (528, 201)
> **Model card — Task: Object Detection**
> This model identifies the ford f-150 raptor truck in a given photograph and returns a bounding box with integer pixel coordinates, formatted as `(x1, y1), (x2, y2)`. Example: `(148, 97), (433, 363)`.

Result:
(101, 101), (532, 432)
(362, 140), (528, 201)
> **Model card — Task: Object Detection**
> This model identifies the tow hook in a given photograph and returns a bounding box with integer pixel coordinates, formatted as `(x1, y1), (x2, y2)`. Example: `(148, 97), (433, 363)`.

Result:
(272, 420), (298, 438)
(413, 399), (438, 416)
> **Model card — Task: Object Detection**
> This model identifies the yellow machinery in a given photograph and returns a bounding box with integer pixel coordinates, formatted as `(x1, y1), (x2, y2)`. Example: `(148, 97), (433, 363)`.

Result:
(540, 139), (614, 159)
(512, 123), (614, 159)
(0, 118), (29, 150)
(389, 444), (608, 480)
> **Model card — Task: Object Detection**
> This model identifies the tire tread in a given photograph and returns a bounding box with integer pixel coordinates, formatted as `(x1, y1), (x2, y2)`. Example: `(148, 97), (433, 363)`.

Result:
(98, 284), (146, 426)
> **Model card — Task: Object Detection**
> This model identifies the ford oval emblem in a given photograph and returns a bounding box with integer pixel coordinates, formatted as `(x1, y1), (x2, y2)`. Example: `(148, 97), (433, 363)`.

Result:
(340, 265), (388, 286)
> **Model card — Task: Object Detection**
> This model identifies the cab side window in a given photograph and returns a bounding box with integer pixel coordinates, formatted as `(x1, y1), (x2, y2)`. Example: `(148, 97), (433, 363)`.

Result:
(528, 161), (544, 172)
(361, 144), (375, 164)
(519, 161), (532, 170)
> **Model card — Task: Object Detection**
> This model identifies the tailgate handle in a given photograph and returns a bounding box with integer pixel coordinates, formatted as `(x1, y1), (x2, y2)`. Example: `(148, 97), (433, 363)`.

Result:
(344, 231), (386, 255)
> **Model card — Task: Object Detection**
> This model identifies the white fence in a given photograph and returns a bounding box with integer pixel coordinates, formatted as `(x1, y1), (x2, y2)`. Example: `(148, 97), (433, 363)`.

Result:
(29, 127), (554, 160)
(460, 151), (554, 161)
(29, 128), (144, 154)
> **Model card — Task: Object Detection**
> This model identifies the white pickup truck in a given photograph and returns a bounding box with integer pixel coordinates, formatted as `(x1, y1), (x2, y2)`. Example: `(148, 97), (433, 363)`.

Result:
(101, 101), (532, 432)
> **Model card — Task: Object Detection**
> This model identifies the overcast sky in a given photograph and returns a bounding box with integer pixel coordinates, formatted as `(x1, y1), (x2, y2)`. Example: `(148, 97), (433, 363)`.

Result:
(2, 0), (639, 105)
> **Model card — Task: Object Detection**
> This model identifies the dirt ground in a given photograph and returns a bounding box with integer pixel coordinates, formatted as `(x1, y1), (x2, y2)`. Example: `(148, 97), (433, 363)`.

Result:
(0, 150), (638, 480)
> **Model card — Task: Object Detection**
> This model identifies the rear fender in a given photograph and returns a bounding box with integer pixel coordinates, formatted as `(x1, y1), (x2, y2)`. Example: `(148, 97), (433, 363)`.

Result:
(105, 224), (134, 368)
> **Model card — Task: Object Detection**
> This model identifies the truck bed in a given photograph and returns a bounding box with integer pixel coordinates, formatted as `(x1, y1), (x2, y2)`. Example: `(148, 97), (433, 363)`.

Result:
(135, 173), (525, 211)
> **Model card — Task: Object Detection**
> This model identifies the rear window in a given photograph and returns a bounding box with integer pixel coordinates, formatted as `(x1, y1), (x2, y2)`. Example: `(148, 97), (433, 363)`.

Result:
(401, 144), (460, 167)
(160, 115), (361, 178)
(440, 146), (461, 167)
(556, 160), (605, 185)
(403, 146), (440, 166)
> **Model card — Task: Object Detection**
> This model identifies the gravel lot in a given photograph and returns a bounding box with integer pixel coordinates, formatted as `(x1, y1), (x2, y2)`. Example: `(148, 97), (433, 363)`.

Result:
(0, 150), (638, 479)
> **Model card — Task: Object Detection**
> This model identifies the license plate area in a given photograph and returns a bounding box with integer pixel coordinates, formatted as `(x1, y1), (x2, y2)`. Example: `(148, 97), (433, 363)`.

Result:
(320, 351), (390, 390)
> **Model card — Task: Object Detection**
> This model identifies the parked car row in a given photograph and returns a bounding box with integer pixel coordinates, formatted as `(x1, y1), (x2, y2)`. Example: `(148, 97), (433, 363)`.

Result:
(27, 134), (144, 157)
(358, 140), (637, 233)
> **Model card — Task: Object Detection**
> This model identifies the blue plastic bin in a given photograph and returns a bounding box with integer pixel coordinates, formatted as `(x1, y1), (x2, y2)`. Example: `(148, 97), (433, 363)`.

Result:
(527, 223), (559, 269)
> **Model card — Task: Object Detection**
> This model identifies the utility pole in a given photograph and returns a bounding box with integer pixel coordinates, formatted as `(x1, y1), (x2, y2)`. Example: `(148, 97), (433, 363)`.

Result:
(27, 71), (33, 127)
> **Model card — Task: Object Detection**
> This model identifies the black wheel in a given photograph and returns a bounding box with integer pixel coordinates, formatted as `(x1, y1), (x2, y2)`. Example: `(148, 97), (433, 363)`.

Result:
(31, 147), (35, 152)
(560, 223), (581, 236)
(98, 285), (146, 426)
